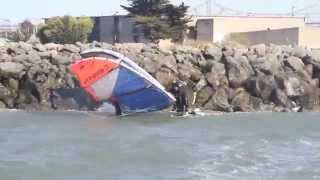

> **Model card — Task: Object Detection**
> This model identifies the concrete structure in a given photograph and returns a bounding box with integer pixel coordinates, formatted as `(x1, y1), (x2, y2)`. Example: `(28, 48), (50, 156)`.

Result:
(90, 16), (146, 44)
(196, 16), (320, 48)
(196, 16), (306, 42)
(226, 28), (300, 46)
(226, 26), (320, 49)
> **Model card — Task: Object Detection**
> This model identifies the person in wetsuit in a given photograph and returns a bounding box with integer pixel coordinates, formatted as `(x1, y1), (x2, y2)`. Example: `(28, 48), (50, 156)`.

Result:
(170, 81), (189, 115)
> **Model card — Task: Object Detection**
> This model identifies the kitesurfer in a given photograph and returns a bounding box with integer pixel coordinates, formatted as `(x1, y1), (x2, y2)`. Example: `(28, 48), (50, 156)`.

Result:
(170, 81), (189, 116)
(111, 100), (122, 116)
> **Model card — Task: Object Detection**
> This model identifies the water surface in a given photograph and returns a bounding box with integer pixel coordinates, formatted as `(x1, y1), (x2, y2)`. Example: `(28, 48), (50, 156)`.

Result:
(0, 110), (319, 180)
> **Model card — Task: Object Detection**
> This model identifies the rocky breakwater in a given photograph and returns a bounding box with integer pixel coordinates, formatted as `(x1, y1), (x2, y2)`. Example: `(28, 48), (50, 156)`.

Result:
(0, 41), (319, 112)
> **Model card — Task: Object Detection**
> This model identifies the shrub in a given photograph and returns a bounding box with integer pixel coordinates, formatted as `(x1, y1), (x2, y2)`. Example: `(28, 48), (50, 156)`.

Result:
(38, 15), (94, 44)
(9, 20), (35, 42)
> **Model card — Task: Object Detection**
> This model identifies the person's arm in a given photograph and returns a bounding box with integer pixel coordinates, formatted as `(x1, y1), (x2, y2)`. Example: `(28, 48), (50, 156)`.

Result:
(192, 92), (197, 105)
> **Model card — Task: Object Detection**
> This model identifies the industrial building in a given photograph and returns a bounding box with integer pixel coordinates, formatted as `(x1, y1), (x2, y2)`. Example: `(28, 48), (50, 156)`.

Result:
(196, 16), (320, 48)
(90, 15), (146, 44)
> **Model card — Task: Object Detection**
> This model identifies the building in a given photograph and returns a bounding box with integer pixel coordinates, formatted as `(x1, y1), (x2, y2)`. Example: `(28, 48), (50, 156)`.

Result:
(90, 15), (147, 44)
(195, 16), (320, 48)
(196, 16), (306, 42)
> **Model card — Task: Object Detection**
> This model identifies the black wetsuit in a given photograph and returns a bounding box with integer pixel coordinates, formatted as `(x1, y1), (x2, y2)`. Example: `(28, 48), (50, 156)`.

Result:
(170, 84), (189, 114)
(169, 83), (180, 111)
(176, 86), (189, 114)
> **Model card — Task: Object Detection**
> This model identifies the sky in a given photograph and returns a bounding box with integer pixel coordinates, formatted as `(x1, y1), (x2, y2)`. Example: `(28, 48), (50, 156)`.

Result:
(0, 0), (319, 23)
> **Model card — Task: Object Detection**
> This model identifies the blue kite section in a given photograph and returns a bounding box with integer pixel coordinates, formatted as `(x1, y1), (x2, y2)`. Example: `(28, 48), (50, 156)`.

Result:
(112, 66), (174, 114)
(117, 86), (174, 113)
(113, 67), (149, 97)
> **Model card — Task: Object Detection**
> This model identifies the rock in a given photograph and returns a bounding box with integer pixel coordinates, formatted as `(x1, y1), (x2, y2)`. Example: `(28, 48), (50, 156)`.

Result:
(13, 53), (41, 65)
(159, 54), (178, 73)
(0, 54), (12, 62)
(206, 87), (233, 112)
(206, 63), (228, 90)
(45, 43), (63, 51)
(33, 43), (47, 52)
(19, 41), (33, 51)
(178, 63), (202, 81)
(0, 83), (13, 107)
(155, 68), (176, 88)
(249, 96), (264, 111)
(231, 88), (253, 112)
(7, 43), (26, 55)
(195, 77), (207, 91)
(285, 56), (305, 72)
(8, 78), (19, 91)
(196, 86), (214, 106)
(222, 46), (234, 57)
(246, 75), (277, 102)
(38, 51), (52, 59)
(284, 76), (305, 97)
(225, 56), (254, 88)
(251, 44), (266, 57)
(292, 47), (307, 58)
(271, 89), (289, 107)
(0, 62), (25, 77)
(51, 55), (73, 65)
(250, 54), (281, 75)
(203, 46), (222, 60)
(62, 44), (80, 53)
(0, 101), (5, 109)
(141, 58), (159, 75)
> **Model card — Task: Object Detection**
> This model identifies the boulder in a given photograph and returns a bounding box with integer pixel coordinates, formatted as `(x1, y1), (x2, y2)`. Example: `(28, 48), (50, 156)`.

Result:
(246, 75), (277, 102)
(195, 77), (208, 91)
(51, 55), (73, 65)
(7, 43), (26, 55)
(225, 56), (254, 88)
(251, 44), (266, 57)
(178, 63), (202, 81)
(206, 62), (228, 89)
(13, 53), (41, 65)
(250, 54), (281, 75)
(231, 88), (253, 112)
(8, 78), (19, 91)
(0, 62), (25, 77)
(141, 58), (160, 75)
(19, 41), (33, 52)
(0, 101), (5, 109)
(249, 96), (264, 111)
(0, 53), (12, 62)
(155, 68), (176, 88)
(285, 56), (305, 72)
(45, 43), (63, 51)
(156, 54), (178, 73)
(270, 89), (289, 107)
(283, 76), (305, 97)
(203, 46), (222, 60)
(33, 43), (47, 52)
(292, 47), (307, 59)
(222, 46), (234, 57)
(205, 87), (233, 112)
(196, 86), (214, 106)
(0, 83), (13, 107)
(62, 44), (81, 53)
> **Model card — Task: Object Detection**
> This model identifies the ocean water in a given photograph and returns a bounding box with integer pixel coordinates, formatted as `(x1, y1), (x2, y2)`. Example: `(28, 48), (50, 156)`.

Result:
(0, 110), (319, 180)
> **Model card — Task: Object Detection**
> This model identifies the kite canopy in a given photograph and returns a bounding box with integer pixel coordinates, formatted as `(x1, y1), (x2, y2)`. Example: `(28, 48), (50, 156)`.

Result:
(70, 49), (175, 114)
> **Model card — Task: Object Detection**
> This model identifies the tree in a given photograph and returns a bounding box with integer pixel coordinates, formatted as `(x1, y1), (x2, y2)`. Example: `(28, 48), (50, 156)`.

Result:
(165, 3), (190, 42)
(38, 15), (94, 44)
(10, 20), (35, 42)
(121, 0), (190, 43)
